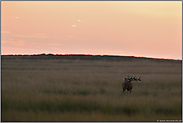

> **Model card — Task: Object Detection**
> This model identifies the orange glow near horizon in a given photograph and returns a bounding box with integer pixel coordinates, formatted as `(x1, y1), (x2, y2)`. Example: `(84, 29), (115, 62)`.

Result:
(1, 1), (182, 60)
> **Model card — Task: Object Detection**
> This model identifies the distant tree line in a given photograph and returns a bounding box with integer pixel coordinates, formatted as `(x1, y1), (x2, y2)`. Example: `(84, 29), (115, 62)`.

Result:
(1, 53), (181, 63)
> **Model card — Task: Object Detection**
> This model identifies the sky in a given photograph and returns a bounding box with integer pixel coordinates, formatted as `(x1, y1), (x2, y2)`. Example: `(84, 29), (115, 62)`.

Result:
(1, 1), (182, 60)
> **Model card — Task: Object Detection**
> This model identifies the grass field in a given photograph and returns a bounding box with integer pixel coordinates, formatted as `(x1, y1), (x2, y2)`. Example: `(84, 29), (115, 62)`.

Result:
(1, 55), (182, 121)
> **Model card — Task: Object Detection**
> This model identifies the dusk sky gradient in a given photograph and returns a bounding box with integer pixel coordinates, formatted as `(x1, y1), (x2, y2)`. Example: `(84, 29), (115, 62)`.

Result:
(1, 1), (182, 60)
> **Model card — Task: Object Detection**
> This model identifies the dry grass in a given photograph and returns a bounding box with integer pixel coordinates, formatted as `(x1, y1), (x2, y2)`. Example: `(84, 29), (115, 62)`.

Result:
(1, 56), (182, 121)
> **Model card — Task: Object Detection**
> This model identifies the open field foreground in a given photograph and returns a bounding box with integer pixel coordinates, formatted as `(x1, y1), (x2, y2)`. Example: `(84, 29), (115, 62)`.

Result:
(1, 55), (182, 121)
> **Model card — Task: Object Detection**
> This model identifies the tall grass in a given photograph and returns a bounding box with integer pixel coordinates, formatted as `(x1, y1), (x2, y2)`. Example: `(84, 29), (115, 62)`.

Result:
(1, 56), (182, 121)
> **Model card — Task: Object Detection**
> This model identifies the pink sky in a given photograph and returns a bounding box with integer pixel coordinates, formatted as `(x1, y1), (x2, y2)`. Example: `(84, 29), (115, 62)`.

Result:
(1, 1), (182, 60)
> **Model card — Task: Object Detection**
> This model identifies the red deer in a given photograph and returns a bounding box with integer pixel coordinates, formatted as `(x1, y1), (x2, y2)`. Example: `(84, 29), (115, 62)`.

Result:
(122, 75), (141, 94)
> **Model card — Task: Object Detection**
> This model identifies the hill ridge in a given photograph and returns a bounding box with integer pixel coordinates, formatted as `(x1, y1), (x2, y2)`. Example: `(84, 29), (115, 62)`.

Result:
(1, 53), (181, 62)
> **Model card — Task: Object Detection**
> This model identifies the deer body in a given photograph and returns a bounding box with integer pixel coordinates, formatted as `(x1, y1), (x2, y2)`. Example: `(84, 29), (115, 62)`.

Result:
(122, 82), (132, 93)
(122, 75), (141, 94)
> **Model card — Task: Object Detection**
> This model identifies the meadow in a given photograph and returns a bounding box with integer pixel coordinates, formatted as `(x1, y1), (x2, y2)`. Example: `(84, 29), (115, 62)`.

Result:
(1, 55), (182, 121)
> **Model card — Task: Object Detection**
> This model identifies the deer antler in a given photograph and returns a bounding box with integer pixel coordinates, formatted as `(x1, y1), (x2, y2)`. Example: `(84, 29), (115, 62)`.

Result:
(138, 77), (141, 81)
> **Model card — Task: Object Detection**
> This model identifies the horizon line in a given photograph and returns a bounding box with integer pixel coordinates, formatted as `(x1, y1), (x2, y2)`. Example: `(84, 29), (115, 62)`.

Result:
(1, 53), (182, 61)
